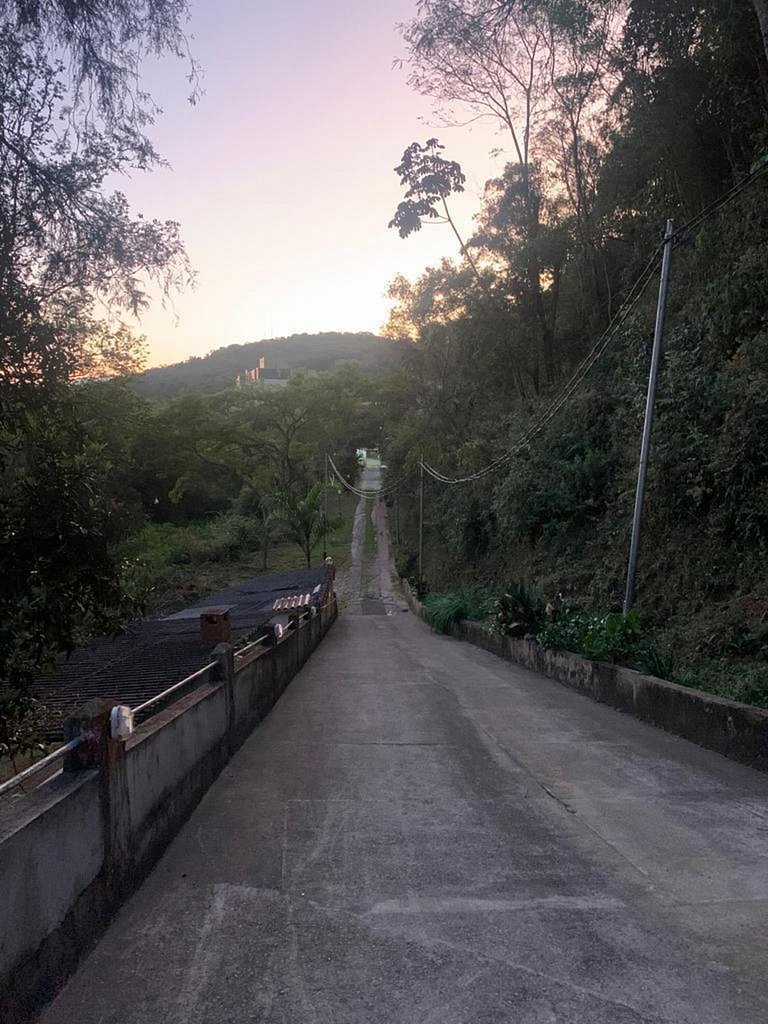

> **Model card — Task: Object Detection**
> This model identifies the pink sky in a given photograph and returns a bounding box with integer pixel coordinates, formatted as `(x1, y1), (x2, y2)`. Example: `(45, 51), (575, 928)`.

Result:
(120, 0), (508, 367)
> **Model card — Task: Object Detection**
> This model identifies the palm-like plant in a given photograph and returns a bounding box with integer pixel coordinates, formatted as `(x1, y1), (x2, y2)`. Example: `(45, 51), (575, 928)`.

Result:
(275, 483), (338, 568)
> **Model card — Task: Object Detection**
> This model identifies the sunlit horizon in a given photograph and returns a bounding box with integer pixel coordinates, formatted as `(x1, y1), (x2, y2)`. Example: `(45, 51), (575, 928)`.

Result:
(114, 0), (509, 368)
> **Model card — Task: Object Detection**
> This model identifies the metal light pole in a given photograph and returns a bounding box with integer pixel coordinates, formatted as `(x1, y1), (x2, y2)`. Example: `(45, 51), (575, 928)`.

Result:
(623, 220), (674, 614)
(323, 452), (328, 561)
(418, 456), (424, 593)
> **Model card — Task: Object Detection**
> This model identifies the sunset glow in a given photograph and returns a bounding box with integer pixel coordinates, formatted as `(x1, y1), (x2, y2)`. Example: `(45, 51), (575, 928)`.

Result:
(119, 0), (508, 366)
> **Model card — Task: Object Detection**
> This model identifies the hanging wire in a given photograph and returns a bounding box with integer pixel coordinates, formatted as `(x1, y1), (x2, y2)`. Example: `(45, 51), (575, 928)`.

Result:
(421, 242), (664, 485)
(670, 157), (768, 246)
(333, 164), (768, 496)
(327, 454), (409, 499)
(419, 161), (768, 487)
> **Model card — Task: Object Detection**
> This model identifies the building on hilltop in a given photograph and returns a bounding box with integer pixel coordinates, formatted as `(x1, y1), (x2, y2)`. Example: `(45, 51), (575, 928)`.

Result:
(236, 356), (291, 387)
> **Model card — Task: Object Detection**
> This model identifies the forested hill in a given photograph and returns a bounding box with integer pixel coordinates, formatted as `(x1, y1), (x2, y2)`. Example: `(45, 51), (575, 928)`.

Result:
(130, 332), (403, 399)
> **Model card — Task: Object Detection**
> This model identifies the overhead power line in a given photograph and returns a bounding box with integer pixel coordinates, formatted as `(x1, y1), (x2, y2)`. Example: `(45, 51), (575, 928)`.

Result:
(671, 157), (768, 245)
(327, 454), (408, 499)
(420, 159), (768, 487)
(330, 165), (768, 501)
(421, 243), (664, 485)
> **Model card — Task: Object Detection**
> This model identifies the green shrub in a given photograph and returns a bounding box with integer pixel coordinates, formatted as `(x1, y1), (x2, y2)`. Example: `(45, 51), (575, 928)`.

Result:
(634, 642), (678, 680)
(539, 608), (643, 664)
(395, 551), (417, 580)
(188, 515), (261, 564)
(423, 587), (491, 634)
(491, 582), (545, 637)
(121, 514), (260, 574)
(537, 608), (592, 655)
(672, 661), (768, 709)
(581, 610), (642, 662)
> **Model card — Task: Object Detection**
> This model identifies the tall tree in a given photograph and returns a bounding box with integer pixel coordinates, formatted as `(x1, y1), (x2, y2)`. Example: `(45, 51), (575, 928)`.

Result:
(399, 1), (561, 381)
(0, 1), (195, 729)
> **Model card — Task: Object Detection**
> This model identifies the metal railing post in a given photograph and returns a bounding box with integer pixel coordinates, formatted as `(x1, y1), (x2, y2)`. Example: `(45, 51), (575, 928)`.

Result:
(64, 697), (130, 894)
(418, 456), (425, 593)
(213, 643), (236, 751)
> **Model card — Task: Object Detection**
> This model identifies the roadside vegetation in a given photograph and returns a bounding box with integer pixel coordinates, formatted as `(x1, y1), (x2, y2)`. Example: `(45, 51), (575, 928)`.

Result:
(4, 0), (768, 779)
(120, 491), (359, 615)
(416, 581), (768, 708)
(0, 0), (381, 771)
(423, 588), (493, 635)
(384, 0), (768, 709)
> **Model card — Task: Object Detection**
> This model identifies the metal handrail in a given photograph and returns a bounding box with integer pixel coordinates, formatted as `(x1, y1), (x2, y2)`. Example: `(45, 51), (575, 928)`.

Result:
(132, 661), (218, 717)
(234, 633), (270, 664)
(0, 597), (335, 798)
(0, 736), (82, 798)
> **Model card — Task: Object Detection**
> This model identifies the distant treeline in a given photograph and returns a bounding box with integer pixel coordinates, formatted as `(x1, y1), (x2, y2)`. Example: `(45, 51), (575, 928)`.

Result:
(129, 332), (404, 399)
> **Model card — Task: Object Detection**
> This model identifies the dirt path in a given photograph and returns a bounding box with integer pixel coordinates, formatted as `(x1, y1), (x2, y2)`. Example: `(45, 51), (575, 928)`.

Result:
(334, 461), (404, 616)
(335, 494), (365, 608)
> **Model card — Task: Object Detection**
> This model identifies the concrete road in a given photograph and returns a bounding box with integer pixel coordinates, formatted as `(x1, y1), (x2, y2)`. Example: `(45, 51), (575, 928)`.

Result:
(41, 613), (768, 1023)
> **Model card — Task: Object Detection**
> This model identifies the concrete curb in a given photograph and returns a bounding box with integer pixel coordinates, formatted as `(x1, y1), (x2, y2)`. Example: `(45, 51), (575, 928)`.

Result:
(402, 580), (768, 774)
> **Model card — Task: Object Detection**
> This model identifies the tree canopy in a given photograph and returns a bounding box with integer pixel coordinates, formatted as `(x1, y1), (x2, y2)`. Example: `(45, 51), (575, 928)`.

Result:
(0, 0), (195, 725)
(383, 0), (768, 704)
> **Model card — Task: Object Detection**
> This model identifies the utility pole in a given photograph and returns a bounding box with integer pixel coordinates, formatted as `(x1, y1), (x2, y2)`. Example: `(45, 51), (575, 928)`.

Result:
(323, 452), (328, 561)
(418, 456), (424, 593)
(624, 220), (674, 614)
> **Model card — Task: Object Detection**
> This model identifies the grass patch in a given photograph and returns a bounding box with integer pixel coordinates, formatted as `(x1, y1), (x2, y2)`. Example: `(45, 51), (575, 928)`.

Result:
(324, 490), (358, 571)
(122, 492), (359, 615)
(665, 659), (768, 708)
(423, 587), (492, 634)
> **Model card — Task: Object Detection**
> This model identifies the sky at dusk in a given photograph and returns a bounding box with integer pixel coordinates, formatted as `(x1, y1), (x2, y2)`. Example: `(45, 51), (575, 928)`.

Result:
(123, 0), (508, 367)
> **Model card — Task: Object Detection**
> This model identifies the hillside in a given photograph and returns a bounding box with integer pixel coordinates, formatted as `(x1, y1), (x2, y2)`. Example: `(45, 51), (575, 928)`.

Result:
(130, 332), (403, 399)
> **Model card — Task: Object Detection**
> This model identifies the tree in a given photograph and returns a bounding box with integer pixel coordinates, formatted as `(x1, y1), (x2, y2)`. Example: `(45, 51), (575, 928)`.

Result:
(0, 29), (191, 366)
(389, 138), (485, 283)
(275, 484), (337, 569)
(234, 484), (279, 572)
(0, 350), (140, 702)
(0, 2), (195, 742)
(397, 1), (630, 382)
(0, 0), (199, 164)
(381, 0), (768, 708)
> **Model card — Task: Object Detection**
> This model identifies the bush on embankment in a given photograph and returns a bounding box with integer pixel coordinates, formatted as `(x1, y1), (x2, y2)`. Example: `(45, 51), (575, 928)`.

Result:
(416, 581), (768, 709)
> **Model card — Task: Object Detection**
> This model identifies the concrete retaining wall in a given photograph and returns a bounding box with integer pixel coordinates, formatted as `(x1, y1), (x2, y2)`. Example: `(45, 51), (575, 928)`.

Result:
(0, 774), (104, 1014)
(0, 592), (337, 1023)
(125, 682), (230, 877)
(404, 582), (768, 774)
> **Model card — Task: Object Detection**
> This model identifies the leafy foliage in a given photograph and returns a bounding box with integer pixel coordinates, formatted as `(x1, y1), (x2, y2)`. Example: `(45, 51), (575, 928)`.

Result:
(423, 587), (492, 634)
(538, 609), (644, 664)
(0, 691), (47, 775)
(275, 483), (339, 569)
(389, 139), (466, 238)
(491, 583), (545, 637)
(0, 0), (195, 753)
(383, 0), (768, 706)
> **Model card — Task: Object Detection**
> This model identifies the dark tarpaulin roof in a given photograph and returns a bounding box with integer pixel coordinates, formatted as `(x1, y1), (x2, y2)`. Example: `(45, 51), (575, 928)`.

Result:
(33, 567), (326, 739)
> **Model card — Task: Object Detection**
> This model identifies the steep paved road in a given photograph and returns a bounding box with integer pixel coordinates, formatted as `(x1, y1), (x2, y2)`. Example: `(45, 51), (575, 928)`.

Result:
(40, 498), (768, 1023)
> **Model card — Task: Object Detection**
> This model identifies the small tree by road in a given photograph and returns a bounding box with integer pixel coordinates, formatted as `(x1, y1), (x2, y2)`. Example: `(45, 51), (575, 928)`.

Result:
(275, 484), (338, 568)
